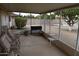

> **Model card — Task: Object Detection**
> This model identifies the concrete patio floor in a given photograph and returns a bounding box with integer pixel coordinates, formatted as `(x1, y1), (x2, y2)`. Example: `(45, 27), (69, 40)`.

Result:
(19, 35), (66, 56)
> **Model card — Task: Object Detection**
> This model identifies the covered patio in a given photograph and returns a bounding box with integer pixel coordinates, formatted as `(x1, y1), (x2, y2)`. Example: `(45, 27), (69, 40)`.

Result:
(0, 3), (79, 56)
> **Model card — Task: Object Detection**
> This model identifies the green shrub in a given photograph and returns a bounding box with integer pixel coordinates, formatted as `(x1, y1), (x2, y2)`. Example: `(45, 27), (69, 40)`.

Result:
(15, 16), (27, 29)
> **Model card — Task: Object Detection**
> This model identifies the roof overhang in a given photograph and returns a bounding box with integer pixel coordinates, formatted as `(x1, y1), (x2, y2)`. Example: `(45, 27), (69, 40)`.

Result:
(0, 3), (79, 14)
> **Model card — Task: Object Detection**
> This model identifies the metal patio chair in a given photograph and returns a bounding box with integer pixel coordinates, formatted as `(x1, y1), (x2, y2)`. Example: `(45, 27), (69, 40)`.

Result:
(0, 26), (20, 56)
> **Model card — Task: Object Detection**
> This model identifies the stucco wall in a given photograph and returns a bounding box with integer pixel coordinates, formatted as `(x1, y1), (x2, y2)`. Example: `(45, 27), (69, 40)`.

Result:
(0, 11), (10, 28)
(0, 11), (16, 28)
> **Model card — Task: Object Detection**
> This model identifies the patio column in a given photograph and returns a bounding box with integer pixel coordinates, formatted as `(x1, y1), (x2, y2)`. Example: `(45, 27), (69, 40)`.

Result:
(19, 12), (21, 28)
(30, 13), (32, 26)
(39, 14), (41, 26)
(74, 16), (79, 56)
(58, 10), (62, 40)
(0, 15), (2, 27)
(19, 12), (21, 16)
(49, 12), (51, 34)
(8, 16), (11, 28)
(44, 14), (46, 32)
(0, 15), (1, 35)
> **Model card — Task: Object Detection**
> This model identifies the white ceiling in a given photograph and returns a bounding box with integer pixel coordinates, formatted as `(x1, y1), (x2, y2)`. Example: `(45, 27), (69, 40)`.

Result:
(0, 3), (78, 14)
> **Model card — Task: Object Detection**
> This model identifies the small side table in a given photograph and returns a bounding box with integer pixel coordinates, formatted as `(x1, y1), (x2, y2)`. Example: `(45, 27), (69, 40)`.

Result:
(48, 38), (54, 46)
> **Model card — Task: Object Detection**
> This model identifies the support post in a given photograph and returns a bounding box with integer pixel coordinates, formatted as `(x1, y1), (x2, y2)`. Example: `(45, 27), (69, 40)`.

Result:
(0, 15), (1, 35)
(74, 16), (79, 56)
(49, 12), (51, 34)
(19, 12), (21, 29)
(19, 12), (21, 16)
(44, 14), (46, 32)
(30, 13), (32, 26)
(58, 11), (62, 40)
(39, 14), (41, 26)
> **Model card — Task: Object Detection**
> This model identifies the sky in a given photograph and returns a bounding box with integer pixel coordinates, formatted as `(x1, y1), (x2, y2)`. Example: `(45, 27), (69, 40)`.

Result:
(13, 12), (55, 17)
(13, 12), (40, 17)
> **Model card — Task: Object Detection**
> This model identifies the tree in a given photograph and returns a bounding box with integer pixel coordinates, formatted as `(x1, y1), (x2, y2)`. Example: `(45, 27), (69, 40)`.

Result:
(15, 16), (27, 29)
(40, 14), (45, 19)
(55, 8), (79, 31)
(26, 15), (35, 18)
(62, 8), (79, 26)
(40, 14), (55, 19)
(50, 14), (55, 19)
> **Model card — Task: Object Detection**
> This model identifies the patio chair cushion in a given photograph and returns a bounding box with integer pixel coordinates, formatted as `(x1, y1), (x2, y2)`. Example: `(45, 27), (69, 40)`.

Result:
(7, 30), (19, 41)
(0, 34), (11, 52)
(7, 30), (20, 50)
